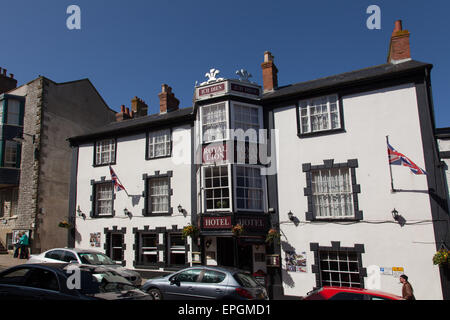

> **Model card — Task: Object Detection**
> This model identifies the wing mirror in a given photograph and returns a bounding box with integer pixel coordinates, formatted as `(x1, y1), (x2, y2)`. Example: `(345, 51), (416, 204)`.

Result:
(69, 260), (78, 264)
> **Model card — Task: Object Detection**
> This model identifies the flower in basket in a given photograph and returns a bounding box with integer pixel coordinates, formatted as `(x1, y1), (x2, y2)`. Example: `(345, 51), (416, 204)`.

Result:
(433, 249), (449, 266)
(232, 224), (244, 236)
(58, 221), (72, 229)
(266, 228), (280, 244)
(182, 224), (199, 239)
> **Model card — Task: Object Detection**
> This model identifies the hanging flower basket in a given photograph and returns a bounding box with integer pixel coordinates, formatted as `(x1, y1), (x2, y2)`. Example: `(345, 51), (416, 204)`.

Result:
(266, 228), (280, 244)
(182, 224), (199, 239)
(433, 249), (449, 267)
(232, 224), (244, 237)
(58, 221), (73, 229)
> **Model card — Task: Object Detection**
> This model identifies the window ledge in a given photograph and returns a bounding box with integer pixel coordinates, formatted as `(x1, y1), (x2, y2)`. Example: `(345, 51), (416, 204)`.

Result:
(298, 128), (346, 138)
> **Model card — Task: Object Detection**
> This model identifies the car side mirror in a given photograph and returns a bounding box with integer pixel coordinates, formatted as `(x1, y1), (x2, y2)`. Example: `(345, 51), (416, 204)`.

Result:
(69, 260), (78, 264)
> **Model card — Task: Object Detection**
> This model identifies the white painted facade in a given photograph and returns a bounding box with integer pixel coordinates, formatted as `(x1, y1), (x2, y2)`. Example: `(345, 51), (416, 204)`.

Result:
(74, 124), (193, 271)
(274, 83), (443, 299)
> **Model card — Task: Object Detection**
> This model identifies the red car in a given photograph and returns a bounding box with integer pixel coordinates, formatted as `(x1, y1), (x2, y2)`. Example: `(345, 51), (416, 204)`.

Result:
(302, 286), (404, 300)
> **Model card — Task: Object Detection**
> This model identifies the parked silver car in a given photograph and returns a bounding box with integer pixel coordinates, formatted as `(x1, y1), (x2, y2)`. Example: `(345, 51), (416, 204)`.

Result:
(27, 248), (142, 287)
(141, 266), (268, 300)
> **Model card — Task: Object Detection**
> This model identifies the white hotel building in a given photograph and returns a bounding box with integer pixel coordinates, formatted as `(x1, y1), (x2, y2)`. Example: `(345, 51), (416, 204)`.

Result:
(68, 20), (449, 299)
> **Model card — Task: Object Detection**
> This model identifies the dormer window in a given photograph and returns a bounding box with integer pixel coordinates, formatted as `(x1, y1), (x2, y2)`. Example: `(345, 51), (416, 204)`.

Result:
(201, 103), (228, 143)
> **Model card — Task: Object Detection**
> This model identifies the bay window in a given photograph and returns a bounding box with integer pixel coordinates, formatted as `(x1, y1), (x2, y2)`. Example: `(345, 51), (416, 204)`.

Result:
(4, 141), (19, 168)
(203, 165), (230, 211)
(235, 166), (264, 211)
(201, 103), (228, 143)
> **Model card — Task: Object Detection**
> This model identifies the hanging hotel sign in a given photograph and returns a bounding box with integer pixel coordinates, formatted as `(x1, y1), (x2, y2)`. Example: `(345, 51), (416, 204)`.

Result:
(202, 216), (232, 229)
(202, 143), (227, 163)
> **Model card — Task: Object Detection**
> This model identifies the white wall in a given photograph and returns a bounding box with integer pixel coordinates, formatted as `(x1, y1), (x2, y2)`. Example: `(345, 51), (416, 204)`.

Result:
(274, 83), (443, 299)
(75, 124), (193, 269)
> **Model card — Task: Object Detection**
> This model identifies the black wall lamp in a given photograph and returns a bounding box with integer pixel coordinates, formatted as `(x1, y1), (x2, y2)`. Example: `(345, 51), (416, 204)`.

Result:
(178, 204), (187, 217)
(391, 208), (399, 221)
(124, 208), (132, 218)
(77, 205), (86, 219)
(288, 211), (294, 221)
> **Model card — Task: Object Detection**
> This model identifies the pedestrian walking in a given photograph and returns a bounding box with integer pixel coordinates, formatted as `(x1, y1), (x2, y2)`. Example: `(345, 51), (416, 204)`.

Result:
(13, 232), (21, 258)
(19, 232), (30, 259)
(400, 274), (415, 300)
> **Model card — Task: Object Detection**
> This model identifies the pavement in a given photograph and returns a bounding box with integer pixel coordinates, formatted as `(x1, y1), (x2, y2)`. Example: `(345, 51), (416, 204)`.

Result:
(0, 252), (27, 271)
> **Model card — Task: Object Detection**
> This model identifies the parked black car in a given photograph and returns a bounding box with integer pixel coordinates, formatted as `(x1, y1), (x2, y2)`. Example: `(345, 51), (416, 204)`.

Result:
(0, 263), (153, 300)
(141, 266), (268, 300)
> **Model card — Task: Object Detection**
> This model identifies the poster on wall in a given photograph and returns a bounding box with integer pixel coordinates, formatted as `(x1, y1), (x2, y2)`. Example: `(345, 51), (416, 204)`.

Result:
(90, 232), (101, 248)
(285, 251), (307, 272)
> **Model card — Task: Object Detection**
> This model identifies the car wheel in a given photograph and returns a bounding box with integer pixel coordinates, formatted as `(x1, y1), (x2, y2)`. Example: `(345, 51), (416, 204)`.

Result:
(148, 288), (163, 300)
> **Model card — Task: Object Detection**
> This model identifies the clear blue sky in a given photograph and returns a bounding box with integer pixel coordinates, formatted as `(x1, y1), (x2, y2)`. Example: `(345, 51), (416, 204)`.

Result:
(1, 0), (449, 127)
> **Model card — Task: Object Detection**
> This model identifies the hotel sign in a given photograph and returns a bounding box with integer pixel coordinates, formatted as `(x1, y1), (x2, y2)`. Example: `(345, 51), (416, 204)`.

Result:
(202, 143), (227, 163)
(198, 83), (226, 97)
(235, 216), (268, 231)
(202, 216), (232, 229)
(230, 83), (260, 96)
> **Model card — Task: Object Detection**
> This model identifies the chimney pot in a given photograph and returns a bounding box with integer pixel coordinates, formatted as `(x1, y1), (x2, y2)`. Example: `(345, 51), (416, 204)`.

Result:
(121, 105), (125, 113)
(10, 74), (14, 79)
(159, 84), (179, 113)
(394, 20), (403, 33)
(2, 69), (7, 76)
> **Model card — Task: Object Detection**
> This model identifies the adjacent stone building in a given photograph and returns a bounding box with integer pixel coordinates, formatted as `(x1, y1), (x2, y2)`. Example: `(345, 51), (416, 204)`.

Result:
(0, 75), (116, 253)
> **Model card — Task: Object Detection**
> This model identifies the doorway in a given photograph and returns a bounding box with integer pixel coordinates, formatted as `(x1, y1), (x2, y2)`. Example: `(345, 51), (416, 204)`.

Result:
(237, 244), (253, 272)
(216, 237), (235, 267)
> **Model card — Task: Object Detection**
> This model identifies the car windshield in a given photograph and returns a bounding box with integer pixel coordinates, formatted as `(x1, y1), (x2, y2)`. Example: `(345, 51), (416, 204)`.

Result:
(78, 252), (116, 265)
(233, 272), (261, 288)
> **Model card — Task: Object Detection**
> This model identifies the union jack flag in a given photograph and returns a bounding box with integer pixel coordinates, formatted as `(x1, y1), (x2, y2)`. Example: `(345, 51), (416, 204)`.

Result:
(387, 142), (426, 175)
(109, 166), (126, 192)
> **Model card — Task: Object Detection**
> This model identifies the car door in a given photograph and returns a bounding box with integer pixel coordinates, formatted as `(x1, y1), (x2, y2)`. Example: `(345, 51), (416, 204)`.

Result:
(164, 268), (203, 300)
(20, 267), (74, 300)
(193, 269), (228, 300)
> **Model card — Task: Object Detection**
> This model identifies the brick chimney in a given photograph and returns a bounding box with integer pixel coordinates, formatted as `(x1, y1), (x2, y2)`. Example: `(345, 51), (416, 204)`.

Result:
(261, 51), (278, 92)
(387, 20), (411, 64)
(131, 96), (148, 118)
(158, 84), (179, 114)
(116, 105), (132, 122)
(0, 67), (18, 94)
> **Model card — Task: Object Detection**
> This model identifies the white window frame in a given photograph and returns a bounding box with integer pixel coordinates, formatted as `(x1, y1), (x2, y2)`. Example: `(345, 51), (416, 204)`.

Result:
(94, 182), (113, 216)
(311, 167), (354, 219)
(319, 250), (361, 288)
(148, 177), (170, 214)
(4, 141), (18, 168)
(230, 102), (263, 143)
(202, 164), (232, 212)
(298, 94), (340, 134)
(147, 129), (171, 159)
(200, 102), (230, 144)
(95, 139), (116, 165)
(109, 233), (124, 262)
(233, 165), (267, 212)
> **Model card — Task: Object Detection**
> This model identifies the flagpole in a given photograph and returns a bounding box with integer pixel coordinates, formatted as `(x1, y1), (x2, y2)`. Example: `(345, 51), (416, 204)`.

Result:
(386, 135), (396, 193)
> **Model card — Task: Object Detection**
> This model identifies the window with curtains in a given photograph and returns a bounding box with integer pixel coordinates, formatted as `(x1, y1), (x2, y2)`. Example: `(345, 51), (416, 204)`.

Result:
(235, 166), (264, 211)
(148, 177), (170, 214)
(233, 104), (260, 132)
(299, 95), (341, 134)
(311, 167), (353, 219)
(147, 129), (171, 158)
(94, 182), (114, 216)
(94, 139), (116, 166)
(201, 103), (227, 143)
